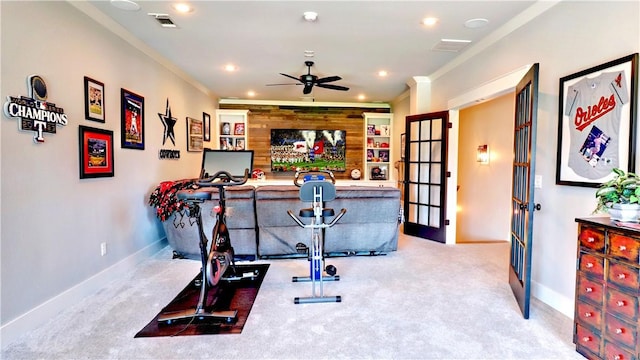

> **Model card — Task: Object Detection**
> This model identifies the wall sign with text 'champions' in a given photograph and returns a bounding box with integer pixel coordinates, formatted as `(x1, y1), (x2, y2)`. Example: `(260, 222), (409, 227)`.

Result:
(3, 75), (68, 143)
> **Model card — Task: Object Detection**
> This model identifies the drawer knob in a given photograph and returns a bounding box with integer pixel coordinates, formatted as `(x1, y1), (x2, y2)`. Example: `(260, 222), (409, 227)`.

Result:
(587, 237), (595, 243)
(585, 287), (593, 293)
(581, 336), (591, 342)
(584, 312), (592, 317)
(619, 245), (627, 251)
(616, 300), (626, 307)
(617, 273), (626, 279)
(586, 262), (594, 268)
(615, 328), (624, 334)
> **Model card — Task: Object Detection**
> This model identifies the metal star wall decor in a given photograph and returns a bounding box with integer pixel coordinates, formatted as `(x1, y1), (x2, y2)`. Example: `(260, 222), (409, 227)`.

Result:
(158, 98), (177, 146)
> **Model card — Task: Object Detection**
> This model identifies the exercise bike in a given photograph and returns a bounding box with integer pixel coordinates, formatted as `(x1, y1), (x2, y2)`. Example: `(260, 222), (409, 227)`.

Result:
(287, 170), (346, 304)
(158, 168), (257, 324)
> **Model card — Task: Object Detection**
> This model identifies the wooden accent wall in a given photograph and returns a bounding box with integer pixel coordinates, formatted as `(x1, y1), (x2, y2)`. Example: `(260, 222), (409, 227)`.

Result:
(220, 104), (389, 180)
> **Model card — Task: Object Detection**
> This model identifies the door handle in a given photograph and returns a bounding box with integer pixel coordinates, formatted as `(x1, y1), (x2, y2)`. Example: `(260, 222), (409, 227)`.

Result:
(519, 203), (541, 211)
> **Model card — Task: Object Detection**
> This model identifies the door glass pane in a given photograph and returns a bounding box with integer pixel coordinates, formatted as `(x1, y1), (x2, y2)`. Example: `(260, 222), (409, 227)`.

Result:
(409, 183), (418, 202)
(419, 164), (430, 183)
(420, 121), (431, 139)
(429, 206), (440, 227)
(430, 164), (441, 184)
(410, 122), (420, 141)
(409, 164), (419, 182)
(432, 118), (442, 140)
(419, 184), (429, 204)
(420, 142), (431, 161)
(430, 185), (440, 206)
(419, 204), (429, 224)
(431, 141), (441, 162)
(410, 142), (420, 161)
(408, 203), (418, 222)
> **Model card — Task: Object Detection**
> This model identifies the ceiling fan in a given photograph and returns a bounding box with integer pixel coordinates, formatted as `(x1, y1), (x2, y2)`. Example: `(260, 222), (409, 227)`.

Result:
(268, 61), (349, 95)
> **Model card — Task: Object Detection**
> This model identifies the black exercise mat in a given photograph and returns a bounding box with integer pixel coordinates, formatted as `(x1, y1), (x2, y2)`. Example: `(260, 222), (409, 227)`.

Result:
(135, 263), (269, 337)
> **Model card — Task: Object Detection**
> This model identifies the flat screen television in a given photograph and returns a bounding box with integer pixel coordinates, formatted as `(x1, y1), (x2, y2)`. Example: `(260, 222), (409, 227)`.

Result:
(270, 129), (346, 172)
(200, 149), (254, 178)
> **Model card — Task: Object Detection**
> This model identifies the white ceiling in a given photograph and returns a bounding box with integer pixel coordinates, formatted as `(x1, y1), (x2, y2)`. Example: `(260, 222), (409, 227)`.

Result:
(82, 0), (537, 103)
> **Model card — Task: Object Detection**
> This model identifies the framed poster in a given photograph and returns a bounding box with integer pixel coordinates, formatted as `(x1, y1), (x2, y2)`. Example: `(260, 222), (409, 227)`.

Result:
(186, 116), (203, 152)
(203, 112), (211, 141)
(556, 53), (638, 187)
(84, 76), (105, 123)
(234, 122), (245, 135)
(120, 88), (145, 150)
(79, 125), (114, 179)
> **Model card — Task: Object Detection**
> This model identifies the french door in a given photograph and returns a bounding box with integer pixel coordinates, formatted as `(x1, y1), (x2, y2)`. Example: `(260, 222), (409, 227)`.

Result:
(508, 63), (540, 319)
(403, 111), (449, 243)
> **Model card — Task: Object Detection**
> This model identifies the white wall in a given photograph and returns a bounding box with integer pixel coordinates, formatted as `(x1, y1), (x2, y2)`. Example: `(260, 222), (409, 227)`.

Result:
(1, 1), (218, 343)
(400, 1), (639, 316)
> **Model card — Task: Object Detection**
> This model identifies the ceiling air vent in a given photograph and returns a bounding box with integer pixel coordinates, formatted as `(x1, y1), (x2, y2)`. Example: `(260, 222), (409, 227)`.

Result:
(148, 13), (177, 28)
(432, 39), (471, 52)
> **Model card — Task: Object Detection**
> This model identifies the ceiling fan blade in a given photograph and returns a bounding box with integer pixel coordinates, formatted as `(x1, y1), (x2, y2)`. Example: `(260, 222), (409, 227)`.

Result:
(265, 83), (302, 86)
(303, 83), (314, 94)
(315, 76), (342, 84)
(280, 73), (302, 82)
(316, 83), (349, 91)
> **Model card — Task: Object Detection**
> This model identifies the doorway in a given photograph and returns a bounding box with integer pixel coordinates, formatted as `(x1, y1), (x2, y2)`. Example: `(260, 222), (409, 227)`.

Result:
(456, 94), (515, 243)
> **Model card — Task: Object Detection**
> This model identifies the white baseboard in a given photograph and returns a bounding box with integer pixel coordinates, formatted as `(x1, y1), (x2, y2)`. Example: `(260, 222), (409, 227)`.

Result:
(1, 239), (167, 349)
(531, 279), (575, 319)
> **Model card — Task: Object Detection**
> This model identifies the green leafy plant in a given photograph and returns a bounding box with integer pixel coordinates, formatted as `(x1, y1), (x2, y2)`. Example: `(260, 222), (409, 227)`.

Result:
(148, 179), (196, 221)
(593, 168), (640, 214)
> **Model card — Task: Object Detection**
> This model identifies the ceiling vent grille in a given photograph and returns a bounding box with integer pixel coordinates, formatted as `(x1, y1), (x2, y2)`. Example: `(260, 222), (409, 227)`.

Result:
(148, 13), (177, 28)
(432, 39), (471, 52)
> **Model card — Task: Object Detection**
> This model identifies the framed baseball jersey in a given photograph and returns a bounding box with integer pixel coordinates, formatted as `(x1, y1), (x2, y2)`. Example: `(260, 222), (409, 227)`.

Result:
(556, 53), (638, 187)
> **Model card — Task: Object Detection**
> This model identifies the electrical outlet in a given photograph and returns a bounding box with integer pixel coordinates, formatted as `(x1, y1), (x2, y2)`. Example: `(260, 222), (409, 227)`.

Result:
(100, 242), (107, 256)
(534, 175), (542, 188)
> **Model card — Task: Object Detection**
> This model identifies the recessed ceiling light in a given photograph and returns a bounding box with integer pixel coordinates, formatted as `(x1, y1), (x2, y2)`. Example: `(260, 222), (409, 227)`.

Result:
(247, 91), (256, 97)
(378, 70), (388, 77)
(358, 94), (366, 101)
(303, 11), (318, 22)
(422, 17), (438, 26)
(110, 0), (140, 11)
(172, 3), (193, 14)
(224, 64), (237, 72)
(464, 18), (489, 29)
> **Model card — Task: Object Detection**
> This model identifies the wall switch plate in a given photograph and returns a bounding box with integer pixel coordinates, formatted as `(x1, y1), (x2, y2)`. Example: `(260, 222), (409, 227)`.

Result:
(100, 242), (107, 256)
(534, 175), (542, 188)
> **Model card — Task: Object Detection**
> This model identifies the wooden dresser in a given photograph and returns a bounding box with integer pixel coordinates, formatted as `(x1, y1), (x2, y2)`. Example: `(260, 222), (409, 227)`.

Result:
(574, 217), (639, 360)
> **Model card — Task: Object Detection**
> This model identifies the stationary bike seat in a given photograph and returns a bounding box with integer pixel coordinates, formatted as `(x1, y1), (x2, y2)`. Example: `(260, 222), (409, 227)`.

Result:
(176, 189), (213, 201)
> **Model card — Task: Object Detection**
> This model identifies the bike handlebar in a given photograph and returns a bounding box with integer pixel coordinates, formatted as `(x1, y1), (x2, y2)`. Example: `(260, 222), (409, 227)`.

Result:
(197, 168), (250, 187)
(293, 169), (336, 188)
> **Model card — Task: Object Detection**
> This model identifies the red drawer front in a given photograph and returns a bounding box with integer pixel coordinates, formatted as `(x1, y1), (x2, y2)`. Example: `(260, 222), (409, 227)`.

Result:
(578, 276), (605, 305)
(603, 340), (636, 360)
(607, 261), (640, 291)
(576, 300), (603, 329)
(580, 252), (605, 280)
(604, 313), (637, 351)
(609, 232), (640, 264)
(580, 227), (606, 252)
(576, 323), (602, 357)
(606, 288), (639, 320)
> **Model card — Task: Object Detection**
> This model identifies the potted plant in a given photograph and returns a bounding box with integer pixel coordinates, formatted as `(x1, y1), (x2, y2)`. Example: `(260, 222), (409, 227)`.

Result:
(594, 168), (640, 222)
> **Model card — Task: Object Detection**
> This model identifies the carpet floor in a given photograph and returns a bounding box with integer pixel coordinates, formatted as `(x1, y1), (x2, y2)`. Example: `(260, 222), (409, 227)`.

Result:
(1, 232), (584, 359)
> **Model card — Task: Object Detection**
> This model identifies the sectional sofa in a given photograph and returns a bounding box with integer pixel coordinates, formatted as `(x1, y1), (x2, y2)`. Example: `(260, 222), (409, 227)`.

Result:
(161, 184), (401, 260)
